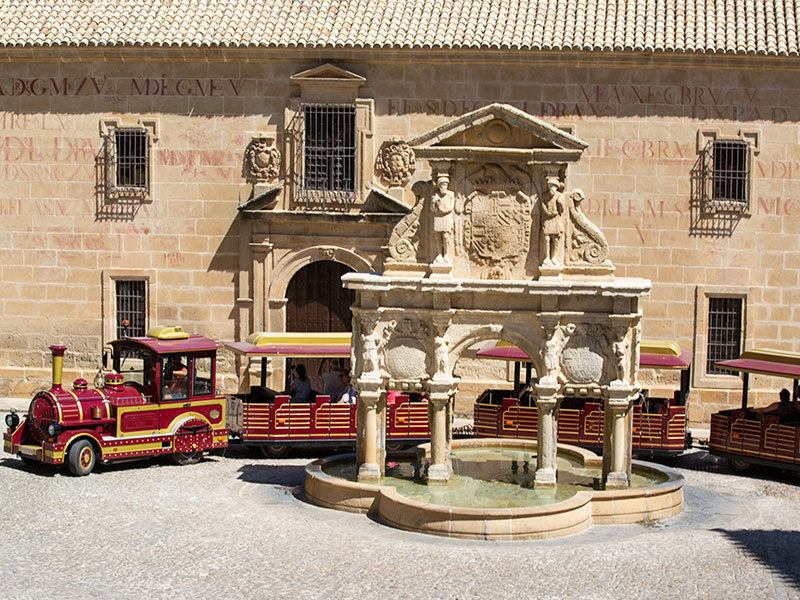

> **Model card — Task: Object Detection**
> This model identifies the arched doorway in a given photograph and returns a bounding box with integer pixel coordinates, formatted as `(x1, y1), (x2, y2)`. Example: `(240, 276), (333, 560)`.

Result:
(286, 261), (354, 333)
(285, 260), (354, 392)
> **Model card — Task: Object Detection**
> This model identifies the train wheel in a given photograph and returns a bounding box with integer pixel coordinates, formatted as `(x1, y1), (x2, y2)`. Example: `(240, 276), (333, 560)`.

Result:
(386, 442), (405, 452)
(729, 457), (752, 473)
(260, 444), (289, 458)
(67, 440), (96, 476)
(170, 451), (203, 465)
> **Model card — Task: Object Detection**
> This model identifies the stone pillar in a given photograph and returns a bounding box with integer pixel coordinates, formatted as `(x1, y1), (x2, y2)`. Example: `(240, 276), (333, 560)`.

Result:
(356, 384), (382, 481)
(534, 380), (560, 487)
(427, 381), (454, 482)
(603, 383), (637, 488)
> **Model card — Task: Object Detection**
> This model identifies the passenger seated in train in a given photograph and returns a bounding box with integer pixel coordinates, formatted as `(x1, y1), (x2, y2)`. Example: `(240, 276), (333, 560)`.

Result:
(319, 358), (344, 400)
(335, 371), (357, 404)
(289, 363), (314, 403)
(754, 388), (800, 422)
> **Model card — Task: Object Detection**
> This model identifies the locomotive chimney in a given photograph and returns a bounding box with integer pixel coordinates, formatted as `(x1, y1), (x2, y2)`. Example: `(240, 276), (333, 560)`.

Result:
(49, 345), (67, 391)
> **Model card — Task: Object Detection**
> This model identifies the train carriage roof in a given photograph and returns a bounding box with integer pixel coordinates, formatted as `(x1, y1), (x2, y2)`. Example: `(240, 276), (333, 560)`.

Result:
(111, 326), (222, 354)
(476, 339), (692, 369)
(715, 348), (800, 379)
(226, 332), (351, 358)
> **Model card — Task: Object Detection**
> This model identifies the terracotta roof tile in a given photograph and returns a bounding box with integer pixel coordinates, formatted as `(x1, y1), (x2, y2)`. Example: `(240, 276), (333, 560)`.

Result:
(0, 0), (797, 56)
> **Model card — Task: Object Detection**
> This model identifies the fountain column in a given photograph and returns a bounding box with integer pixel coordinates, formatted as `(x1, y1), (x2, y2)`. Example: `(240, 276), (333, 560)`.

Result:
(534, 380), (560, 487)
(427, 382), (453, 482)
(603, 383), (637, 488)
(357, 381), (383, 481)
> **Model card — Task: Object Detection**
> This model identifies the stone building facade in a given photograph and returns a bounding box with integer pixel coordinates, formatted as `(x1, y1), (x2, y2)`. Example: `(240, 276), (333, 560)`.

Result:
(1, 1), (799, 423)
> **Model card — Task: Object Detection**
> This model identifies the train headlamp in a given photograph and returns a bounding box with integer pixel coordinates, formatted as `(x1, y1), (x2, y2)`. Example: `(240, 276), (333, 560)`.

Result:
(47, 423), (62, 438)
(5, 412), (19, 429)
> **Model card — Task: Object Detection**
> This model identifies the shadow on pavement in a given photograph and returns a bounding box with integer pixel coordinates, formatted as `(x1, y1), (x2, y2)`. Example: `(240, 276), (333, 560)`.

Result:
(0, 457), (58, 477)
(714, 528), (800, 592)
(646, 449), (800, 485)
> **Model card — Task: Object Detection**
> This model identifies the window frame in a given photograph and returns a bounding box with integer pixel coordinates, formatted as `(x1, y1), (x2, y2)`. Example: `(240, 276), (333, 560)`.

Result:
(102, 269), (157, 348)
(100, 118), (158, 203)
(695, 129), (759, 215)
(692, 285), (753, 390)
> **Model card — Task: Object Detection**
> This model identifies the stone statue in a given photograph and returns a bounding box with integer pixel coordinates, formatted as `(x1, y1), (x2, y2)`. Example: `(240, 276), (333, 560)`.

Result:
(377, 139), (416, 187)
(433, 327), (449, 379)
(568, 189), (610, 265)
(541, 176), (565, 266)
(245, 137), (281, 182)
(432, 171), (455, 264)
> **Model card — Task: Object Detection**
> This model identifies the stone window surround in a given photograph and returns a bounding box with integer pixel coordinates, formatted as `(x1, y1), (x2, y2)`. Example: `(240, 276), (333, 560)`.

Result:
(283, 64), (374, 208)
(102, 269), (157, 348)
(696, 127), (760, 214)
(99, 117), (159, 203)
(692, 284), (753, 390)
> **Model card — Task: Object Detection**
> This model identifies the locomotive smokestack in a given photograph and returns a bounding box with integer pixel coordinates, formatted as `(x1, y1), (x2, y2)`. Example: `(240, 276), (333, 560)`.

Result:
(49, 345), (67, 390)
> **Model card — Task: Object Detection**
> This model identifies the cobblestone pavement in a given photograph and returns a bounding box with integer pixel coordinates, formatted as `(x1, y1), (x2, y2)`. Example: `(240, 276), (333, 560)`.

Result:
(1, 446), (799, 600)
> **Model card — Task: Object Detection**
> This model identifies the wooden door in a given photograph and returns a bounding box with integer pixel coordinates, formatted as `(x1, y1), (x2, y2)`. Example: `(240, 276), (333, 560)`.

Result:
(286, 261), (354, 392)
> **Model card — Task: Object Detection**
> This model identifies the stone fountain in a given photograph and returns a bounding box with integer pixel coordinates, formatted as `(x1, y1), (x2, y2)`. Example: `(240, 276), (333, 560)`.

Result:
(304, 104), (683, 539)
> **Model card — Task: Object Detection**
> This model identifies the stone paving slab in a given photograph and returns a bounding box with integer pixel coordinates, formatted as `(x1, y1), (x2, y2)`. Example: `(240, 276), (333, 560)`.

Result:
(1, 446), (798, 599)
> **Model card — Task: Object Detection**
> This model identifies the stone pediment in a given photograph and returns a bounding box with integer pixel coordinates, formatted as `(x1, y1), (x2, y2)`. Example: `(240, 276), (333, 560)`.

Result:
(290, 63), (366, 101)
(410, 103), (587, 163)
(290, 63), (367, 85)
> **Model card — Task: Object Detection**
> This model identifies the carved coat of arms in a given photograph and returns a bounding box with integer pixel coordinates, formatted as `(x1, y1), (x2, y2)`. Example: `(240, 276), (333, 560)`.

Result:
(464, 188), (532, 277)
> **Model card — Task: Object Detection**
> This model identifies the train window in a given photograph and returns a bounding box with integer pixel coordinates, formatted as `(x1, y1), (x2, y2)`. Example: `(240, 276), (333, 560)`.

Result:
(193, 356), (213, 396)
(116, 346), (156, 392)
(162, 354), (189, 401)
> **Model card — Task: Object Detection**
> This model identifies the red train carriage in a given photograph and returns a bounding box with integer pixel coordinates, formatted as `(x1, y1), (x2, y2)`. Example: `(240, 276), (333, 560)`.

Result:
(226, 333), (430, 457)
(709, 348), (800, 473)
(473, 340), (692, 457)
(4, 326), (228, 476)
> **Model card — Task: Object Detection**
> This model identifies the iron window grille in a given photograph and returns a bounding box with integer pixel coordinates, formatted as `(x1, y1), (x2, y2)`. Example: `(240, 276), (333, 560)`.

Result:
(698, 139), (751, 212)
(299, 103), (357, 209)
(115, 279), (147, 338)
(105, 127), (150, 200)
(706, 297), (743, 375)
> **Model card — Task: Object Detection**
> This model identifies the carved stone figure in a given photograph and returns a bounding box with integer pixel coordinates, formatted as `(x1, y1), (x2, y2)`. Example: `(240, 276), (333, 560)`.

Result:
(245, 137), (281, 182)
(432, 171), (455, 264)
(541, 176), (565, 266)
(433, 327), (449, 379)
(387, 182), (426, 262)
(568, 189), (610, 264)
(377, 139), (416, 187)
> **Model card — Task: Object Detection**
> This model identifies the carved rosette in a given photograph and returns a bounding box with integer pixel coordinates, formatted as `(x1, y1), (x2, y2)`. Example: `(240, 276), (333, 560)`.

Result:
(245, 137), (281, 183)
(382, 319), (431, 381)
(567, 189), (610, 265)
(377, 139), (416, 187)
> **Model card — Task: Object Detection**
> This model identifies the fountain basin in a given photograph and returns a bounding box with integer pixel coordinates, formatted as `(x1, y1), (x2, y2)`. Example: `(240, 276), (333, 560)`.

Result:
(305, 438), (684, 540)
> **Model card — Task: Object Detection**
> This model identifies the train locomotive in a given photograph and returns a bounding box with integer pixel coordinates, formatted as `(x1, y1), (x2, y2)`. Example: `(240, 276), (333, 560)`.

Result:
(3, 326), (228, 476)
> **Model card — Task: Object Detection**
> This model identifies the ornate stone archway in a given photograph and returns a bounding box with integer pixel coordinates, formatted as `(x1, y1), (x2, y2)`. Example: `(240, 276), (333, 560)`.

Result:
(346, 104), (650, 488)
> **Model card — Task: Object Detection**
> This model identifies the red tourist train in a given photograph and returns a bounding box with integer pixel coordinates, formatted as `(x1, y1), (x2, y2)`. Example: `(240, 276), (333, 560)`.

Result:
(225, 332), (430, 457)
(3, 326), (228, 475)
(709, 348), (800, 472)
(472, 340), (692, 456)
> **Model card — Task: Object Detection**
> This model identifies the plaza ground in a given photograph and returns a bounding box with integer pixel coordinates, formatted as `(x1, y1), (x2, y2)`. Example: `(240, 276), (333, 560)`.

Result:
(1, 438), (799, 599)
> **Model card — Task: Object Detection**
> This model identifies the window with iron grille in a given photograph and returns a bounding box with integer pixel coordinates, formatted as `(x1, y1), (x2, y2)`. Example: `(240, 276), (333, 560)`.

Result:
(699, 139), (751, 211)
(115, 279), (147, 338)
(300, 103), (356, 208)
(706, 297), (743, 375)
(106, 127), (150, 198)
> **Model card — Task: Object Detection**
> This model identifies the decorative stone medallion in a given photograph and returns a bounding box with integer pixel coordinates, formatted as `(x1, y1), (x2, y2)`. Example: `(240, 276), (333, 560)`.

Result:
(561, 335), (604, 384)
(377, 139), (416, 187)
(383, 319), (430, 380)
(245, 137), (281, 182)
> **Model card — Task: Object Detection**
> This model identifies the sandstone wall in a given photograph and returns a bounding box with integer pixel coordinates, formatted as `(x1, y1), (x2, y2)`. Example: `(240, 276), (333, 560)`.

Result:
(1, 51), (797, 422)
